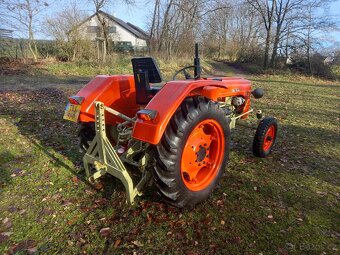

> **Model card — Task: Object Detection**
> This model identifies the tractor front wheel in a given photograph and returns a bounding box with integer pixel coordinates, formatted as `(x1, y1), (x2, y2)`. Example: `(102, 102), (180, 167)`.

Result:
(253, 117), (278, 157)
(153, 96), (230, 208)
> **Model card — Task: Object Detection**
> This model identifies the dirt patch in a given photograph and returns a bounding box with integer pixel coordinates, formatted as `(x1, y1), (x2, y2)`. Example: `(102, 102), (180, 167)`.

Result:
(0, 57), (46, 76)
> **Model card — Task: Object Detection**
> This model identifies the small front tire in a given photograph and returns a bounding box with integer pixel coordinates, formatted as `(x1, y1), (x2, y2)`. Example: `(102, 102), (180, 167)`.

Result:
(253, 117), (278, 158)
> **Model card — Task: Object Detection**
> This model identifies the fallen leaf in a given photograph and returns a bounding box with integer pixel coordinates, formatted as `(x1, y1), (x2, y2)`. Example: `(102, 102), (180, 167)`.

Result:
(61, 200), (73, 207)
(216, 200), (224, 206)
(27, 246), (37, 255)
(72, 176), (79, 184)
(99, 227), (111, 238)
(9, 240), (36, 254)
(67, 216), (78, 225)
(94, 182), (104, 190)
(2, 218), (12, 229)
(19, 209), (26, 215)
(8, 206), (18, 213)
(278, 247), (289, 255)
(176, 231), (185, 240)
(41, 197), (49, 202)
(114, 239), (121, 248)
(0, 232), (11, 243)
(146, 213), (152, 224)
(85, 189), (94, 195)
(77, 238), (86, 247)
(131, 240), (143, 247)
(186, 252), (199, 255)
(230, 236), (242, 245)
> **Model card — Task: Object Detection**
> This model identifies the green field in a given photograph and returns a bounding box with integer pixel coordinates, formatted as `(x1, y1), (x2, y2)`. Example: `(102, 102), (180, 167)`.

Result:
(0, 61), (339, 254)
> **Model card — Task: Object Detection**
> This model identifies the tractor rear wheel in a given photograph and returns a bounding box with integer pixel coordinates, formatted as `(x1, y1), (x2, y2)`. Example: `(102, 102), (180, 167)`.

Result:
(253, 117), (278, 158)
(79, 123), (118, 153)
(153, 96), (230, 208)
(79, 123), (95, 153)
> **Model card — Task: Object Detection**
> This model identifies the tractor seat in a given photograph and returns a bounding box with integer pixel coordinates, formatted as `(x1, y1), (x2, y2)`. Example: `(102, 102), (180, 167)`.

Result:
(131, 57), (162, 105)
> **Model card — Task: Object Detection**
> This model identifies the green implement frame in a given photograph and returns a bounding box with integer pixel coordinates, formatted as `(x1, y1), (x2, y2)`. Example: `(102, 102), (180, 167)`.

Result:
(83, 101), (151, 204)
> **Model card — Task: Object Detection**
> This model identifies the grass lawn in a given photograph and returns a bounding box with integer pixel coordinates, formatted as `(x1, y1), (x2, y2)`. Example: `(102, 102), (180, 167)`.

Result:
(0, 61), (339, 254)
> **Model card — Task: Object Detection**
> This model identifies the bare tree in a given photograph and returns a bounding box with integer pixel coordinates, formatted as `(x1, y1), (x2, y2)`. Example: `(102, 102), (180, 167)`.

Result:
(89, 0), (135, 63)
(2, 0), (51, 61)
(247, 0), (276, 69)
(294, 0), (335, 74)
(148, 0), (231, 59)
(202, 1), (262, 61)
(92, 0), (109, 63)
(269, 0), (310, 68)
(45, 2), (88, 61)
(149, 0), (161, 54)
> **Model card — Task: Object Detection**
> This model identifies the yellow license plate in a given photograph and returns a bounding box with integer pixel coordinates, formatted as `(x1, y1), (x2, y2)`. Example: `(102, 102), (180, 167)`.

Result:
(63, 103), (81, 122)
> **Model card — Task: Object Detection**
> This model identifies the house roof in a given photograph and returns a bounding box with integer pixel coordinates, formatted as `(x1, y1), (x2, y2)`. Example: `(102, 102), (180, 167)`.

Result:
(79, 11), (149, 40)
(126, 22), (149, 39)
(0, 28), (13, 39)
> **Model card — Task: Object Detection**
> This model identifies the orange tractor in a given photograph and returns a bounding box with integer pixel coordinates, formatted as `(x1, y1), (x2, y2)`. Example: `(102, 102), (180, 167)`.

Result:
(64, 44), (278, 208)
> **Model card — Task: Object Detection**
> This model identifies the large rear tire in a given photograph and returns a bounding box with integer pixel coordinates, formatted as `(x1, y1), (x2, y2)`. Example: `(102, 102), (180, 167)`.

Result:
(153, 96), (230, 208)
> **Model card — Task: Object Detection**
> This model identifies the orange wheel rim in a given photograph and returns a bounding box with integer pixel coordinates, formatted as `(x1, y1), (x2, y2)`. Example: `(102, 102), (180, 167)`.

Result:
(181, 119), (225, 191)
(263, 125), (275, 151)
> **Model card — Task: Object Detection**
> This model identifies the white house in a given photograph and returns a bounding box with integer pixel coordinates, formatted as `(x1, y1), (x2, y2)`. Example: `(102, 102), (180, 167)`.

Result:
(77, 11), (148, 51)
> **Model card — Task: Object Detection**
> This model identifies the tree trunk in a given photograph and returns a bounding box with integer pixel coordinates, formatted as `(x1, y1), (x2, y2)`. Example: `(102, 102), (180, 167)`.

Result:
(270, 30), (280, 69)
(102, 40), (106, 63)
(263, 32), (271, 69)
(150, 0), (160, 54)
(95, 12), (108, 63)
(28, 19), (37, 61)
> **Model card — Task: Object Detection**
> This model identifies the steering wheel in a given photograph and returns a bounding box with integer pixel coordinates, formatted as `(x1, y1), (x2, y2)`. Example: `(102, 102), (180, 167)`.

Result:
(172, 65), (198, 80)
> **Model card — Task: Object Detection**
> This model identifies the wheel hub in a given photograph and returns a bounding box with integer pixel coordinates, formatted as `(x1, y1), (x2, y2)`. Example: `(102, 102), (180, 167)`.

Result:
(196, 145), (207, 162)
(263, 126), (275, 151)
(181, 119), (225, 191)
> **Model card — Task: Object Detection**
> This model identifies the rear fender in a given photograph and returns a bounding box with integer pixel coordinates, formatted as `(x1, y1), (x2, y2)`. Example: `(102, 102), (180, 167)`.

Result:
(132, 80), (229, 144)
(76, 75), (140, 125)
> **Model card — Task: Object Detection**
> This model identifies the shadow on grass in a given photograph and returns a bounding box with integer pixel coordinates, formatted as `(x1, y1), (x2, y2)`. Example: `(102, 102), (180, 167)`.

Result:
(232, 120), (340, 186)
(0, 74), (91, 91)
(0, 87), (152, 203)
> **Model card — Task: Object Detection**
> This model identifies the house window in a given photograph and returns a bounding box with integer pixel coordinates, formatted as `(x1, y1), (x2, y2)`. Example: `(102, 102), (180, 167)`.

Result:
(87, 26), (99, 33)
(108, 26), (116, 33)
(118, 41), (132, 46)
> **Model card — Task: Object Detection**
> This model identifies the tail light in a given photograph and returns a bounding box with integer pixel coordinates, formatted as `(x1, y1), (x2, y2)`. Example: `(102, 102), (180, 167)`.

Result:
(68, 96), (84, 105)
(137, 109), (158, 121)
